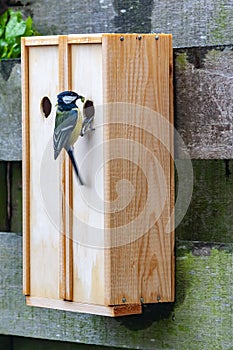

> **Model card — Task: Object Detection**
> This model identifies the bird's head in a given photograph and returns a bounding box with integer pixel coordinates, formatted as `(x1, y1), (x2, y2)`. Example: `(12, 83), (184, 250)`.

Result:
(57, 91), (85, 106)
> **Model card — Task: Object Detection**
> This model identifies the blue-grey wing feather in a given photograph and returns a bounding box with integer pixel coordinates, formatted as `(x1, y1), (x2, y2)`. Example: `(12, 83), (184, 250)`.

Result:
(53, 109), (78, 159)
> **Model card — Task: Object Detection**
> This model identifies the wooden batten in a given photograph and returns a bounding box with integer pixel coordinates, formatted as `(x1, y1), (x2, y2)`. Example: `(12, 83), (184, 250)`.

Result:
(169, 35), (175, 302)
(24, 34), (103, 47)
(21, 38), (30, 296)
(26, 296), (142, 317)
(58, 35), (74, 301)
(22, 33), (174, 316)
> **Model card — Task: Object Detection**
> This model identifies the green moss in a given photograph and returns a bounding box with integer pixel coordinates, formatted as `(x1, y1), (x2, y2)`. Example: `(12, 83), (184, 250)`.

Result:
(1, 236), (233, 349)
(210, 1), (229, 45)
(175, 52), (189, 70)
(150, 247), (233, 349)
(176, 160), (233, 243)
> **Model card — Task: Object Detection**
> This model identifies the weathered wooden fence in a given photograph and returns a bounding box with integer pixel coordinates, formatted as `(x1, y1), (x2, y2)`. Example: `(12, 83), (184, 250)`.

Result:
(0, 0), (233, 349)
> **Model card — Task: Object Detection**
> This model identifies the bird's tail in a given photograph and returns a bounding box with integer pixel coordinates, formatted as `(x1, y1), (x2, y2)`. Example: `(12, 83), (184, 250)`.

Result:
(67, 148), (84, 185)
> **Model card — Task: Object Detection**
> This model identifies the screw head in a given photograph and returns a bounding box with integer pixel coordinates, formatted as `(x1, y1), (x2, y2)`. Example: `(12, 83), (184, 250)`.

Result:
(140, 297), (144, 303)
(137, 35), (142, 40)
(120, 36), (124, 41)
(122, 297), (126, 303)
(157, 295), (161, 301)
(155, 35), (159, 40)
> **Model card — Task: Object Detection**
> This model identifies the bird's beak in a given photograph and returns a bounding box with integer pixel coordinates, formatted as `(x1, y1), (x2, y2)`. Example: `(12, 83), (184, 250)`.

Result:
(80, 96), (85, 103)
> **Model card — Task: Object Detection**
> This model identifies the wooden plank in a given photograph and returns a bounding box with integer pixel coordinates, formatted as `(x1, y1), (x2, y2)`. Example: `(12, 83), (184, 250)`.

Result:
(26, 297), (142, 317)
(68, 34), (102, 44)
(24, 34), (102, 47)
(21, 38), (30, 295)
(176, 159), (233, 243)
(175, 46), (233, 159)
(1, 45), (233, 161)
(0, 59), (21, 161)
(71, 43), (106, 305)
(28, 0), (233, 48)
(10, 162), (22, 233)
(28, 45), (60, 299)
(169, 35), (175, 301)
(58, 35), (74, 301)
(24, 36), (59, 46)
(12, 336), (127, 350)
(0, 162), (8, 231)
(1, 232), (233, 349)
(102, 34), (174, 305)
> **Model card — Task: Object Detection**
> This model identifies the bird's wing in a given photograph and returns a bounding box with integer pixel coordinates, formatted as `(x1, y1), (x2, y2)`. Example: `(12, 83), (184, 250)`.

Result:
(53, 109), (78, 159)
(81, 116), (94, 136)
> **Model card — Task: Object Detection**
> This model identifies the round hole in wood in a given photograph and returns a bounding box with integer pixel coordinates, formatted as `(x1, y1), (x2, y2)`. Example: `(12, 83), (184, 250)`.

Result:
(41, 96), (52, 118)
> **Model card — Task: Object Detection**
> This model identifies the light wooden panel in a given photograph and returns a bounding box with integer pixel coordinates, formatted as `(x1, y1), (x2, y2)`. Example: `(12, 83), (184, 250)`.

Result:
(21, 38), (30, 295)
(71, 43), (105, 304)
(58, 35), (74, 301)
(28, 46), (60, 299)
(102, 34), (174, 305)
(24, 34), (102, 46)
(26, 296), (142, 316)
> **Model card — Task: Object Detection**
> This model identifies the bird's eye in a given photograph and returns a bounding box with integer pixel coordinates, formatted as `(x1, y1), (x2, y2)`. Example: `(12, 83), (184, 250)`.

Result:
(41, 96), (52, 118)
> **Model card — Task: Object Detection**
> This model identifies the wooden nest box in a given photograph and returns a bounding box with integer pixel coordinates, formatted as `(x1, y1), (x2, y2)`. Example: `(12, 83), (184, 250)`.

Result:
(22, 33), (174, 317)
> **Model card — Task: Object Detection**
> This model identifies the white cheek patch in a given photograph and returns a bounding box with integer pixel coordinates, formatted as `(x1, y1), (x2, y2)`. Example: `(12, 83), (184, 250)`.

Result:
(63, 95), (76, 104)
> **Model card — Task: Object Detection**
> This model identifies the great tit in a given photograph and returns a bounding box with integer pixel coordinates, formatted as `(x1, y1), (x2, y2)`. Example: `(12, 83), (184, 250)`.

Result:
(53, 90), (85, 185)
(80, 99), (95, 137)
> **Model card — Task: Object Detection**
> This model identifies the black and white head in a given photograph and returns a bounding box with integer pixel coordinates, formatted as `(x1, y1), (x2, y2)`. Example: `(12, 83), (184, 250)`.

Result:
(57, 91), (85, 108)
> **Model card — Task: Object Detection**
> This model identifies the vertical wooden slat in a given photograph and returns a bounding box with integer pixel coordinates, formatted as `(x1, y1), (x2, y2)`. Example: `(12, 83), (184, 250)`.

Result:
(0, 162), (8, 231)
(58, 35), (67, 300)
(71, 43), (105, 306)
(58, 35), (73, 301)
(102, 34), (174, 305)
(10, 162), (22, 233)
(67, 43), (74, 301)
(27, 45), (60, 299)
(21, 37), (30, 295)
(169, 35), (175, 302)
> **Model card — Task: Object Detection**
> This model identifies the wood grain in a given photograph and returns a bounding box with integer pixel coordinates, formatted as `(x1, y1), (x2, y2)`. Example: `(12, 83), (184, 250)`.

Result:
(169, 35), (175, 301)
(24, 34), (102, 47)
(27, 0), (233, 47)
(28, 45), (60, 299)
(21, 37), (30, 295)
(1, 233), (233, 348)
(26, 297), (141, 317)
(2, 46), (233, 162)
(0, 59), (22, 161)
(71, 43), (106, 305)
(58, 35), (73, 301)
(10, 162), (22, 233)
(0, 162), (8, 231)
(102, 34), (174, 305)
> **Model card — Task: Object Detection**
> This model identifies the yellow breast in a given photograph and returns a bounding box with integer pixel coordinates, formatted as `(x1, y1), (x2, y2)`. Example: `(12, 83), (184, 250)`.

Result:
(68, 109), (83, 146)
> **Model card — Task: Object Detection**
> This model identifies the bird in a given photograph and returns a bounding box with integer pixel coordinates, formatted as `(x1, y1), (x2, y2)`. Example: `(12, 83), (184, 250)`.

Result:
(53, 90), (85, 185)
(80, 99), (95, 137)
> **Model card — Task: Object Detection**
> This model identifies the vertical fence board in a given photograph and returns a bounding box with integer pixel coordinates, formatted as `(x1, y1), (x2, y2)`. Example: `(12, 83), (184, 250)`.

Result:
(10, 162), (22, 233)
(0, 162), (8, 231)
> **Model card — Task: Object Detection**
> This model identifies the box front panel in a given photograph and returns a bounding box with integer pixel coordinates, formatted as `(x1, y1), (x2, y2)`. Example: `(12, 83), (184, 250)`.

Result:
(71, 43), (105, 305)
(28, 45), (60, 299)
